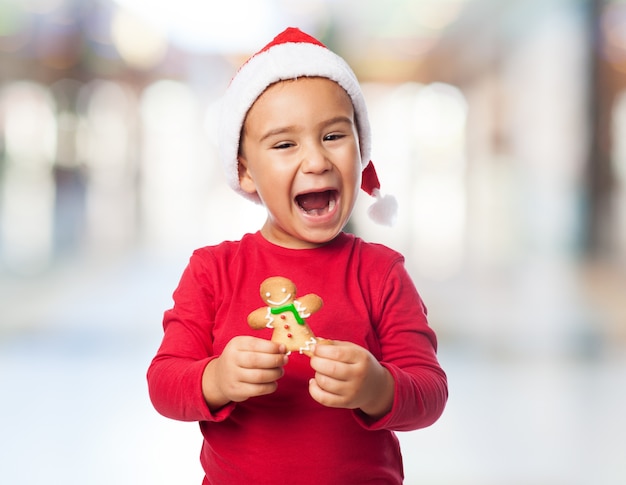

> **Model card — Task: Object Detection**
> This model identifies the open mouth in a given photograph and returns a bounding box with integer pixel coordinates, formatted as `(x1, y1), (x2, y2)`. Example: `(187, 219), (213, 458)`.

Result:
(295, 190), (338, 216)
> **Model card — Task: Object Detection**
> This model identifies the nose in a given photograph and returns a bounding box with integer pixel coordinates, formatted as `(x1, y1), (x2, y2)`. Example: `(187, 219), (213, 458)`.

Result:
(300, 141), (332, 174)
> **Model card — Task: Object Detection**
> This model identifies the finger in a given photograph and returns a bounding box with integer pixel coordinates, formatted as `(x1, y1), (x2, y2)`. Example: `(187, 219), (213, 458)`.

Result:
(308, 378), (345, 409)
(312, 340), (359, 362)
(231, 337), (288, 368)
(240, 366), (285, 385)
(312, 371), (345, 395)
(310, 354), (351, 381)
(238, 349), (288, 370)
(234, 381), (279, 401)
(239, 336), (286, 355)
(222, 366), (285, 402)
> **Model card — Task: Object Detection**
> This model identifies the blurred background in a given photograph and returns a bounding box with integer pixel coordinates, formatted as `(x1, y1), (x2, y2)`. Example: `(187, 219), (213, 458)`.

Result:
(1, 0), (625, 483)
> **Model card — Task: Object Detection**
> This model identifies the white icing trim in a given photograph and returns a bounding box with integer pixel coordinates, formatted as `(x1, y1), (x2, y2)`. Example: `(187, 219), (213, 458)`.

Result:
(298, 336), (317, 354)
(293, 299), (311, 319)
(266, 293), (291, 306)
(264, 307), (274, 328)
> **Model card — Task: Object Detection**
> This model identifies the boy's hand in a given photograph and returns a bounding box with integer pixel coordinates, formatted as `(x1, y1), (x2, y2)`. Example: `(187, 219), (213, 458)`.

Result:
(202, 336), (288, 410)
(308, 341), (395, 420)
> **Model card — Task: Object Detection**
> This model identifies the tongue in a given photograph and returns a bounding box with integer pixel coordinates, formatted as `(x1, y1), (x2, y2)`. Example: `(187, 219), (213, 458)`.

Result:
(297, 191), (331, 213)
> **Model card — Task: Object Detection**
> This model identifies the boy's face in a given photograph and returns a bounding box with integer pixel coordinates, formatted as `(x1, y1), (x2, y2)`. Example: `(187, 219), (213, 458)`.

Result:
(238, 77), (362, 249)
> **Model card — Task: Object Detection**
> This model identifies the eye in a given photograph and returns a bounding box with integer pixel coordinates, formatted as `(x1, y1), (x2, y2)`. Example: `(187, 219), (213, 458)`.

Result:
(324, 133), (345, 142)
(273, 142), (295, 150)
(265, 292), (271, 297)
(281, 288), (287, 293)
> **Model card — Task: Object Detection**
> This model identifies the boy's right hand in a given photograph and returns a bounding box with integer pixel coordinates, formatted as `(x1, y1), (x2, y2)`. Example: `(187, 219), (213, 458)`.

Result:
(202, 336), (288, 410)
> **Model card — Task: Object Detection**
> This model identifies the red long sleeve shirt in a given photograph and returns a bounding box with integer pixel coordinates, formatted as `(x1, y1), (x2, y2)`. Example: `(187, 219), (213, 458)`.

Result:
(147, 231), (447, 484)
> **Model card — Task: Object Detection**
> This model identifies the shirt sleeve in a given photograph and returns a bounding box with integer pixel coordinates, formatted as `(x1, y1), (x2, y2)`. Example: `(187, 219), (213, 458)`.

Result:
(353, 258), (448, 431)
(146, 251), (237, 423)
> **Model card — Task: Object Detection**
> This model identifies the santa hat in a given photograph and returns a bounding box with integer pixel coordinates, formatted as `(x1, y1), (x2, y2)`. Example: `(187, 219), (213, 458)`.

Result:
(218, 27), (397, 226)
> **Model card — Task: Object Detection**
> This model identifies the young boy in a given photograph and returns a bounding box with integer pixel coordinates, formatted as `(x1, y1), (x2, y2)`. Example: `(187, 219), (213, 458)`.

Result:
(147, 27), (448, 484)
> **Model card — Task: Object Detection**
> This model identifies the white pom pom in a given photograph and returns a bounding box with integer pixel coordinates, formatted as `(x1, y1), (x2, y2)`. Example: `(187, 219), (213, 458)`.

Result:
(367, 189), (398, 226)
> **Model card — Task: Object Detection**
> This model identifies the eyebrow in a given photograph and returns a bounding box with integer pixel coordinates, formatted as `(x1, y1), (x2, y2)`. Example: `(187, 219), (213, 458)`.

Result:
(258, 125), (297, 143)
(321, 115), (355, 129)
(258, 116), (354, 143)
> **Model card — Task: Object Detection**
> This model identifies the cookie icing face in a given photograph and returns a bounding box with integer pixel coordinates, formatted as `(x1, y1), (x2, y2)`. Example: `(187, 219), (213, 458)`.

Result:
(260, 277), (296, 307)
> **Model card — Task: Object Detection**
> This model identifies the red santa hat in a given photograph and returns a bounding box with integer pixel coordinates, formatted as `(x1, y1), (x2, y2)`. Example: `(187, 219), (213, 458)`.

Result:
(218, 27), (397, 226)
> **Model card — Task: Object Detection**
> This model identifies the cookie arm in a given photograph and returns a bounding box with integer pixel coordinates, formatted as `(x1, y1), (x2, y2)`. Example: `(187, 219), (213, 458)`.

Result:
(247, 307), (271, 329)
(296, 294), (323, 315)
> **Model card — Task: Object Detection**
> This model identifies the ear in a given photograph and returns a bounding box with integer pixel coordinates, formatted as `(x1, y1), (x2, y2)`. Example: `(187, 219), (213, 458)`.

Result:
(238, 155), (257, 195)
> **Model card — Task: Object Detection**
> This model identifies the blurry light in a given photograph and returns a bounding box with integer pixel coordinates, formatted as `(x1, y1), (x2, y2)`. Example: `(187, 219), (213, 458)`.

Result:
(613, 90), (626, 181)
(280, 0), (329, 20)
(112, 0), (282, 53)
(50, 78), (83, 168)
(3, 81), (57, 163)
(406, 0), (465, 31)
(0, 81), (57, 274)
(139, 80), (204, 250)
(55, 111), (79, 168)
(611, 90), (626, 254)
(0, 0), (26, 36)
(0, 0), (31, 52)
(412, 176), (466, 279)
(370, 0), (466, 37)
(602, 2), (626, 68)
(411, 82), (468, 279)
(413, 82), (468, 156)
(203, 99), (220, 149)
(111, 6), (168, 70)
(602, 2), (626, 48)
(78, 80), (138, 254)
(82, 80), (135, 171)
(140, 80), (196, 133)
(21, 0), (63, 14)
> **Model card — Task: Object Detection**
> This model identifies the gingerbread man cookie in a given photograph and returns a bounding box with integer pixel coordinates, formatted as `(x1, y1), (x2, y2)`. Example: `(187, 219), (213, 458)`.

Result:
(247, 276), (330, 356)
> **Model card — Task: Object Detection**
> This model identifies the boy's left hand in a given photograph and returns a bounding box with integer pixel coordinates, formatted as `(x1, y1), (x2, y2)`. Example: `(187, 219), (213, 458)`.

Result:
(308, 341), (395, 420)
